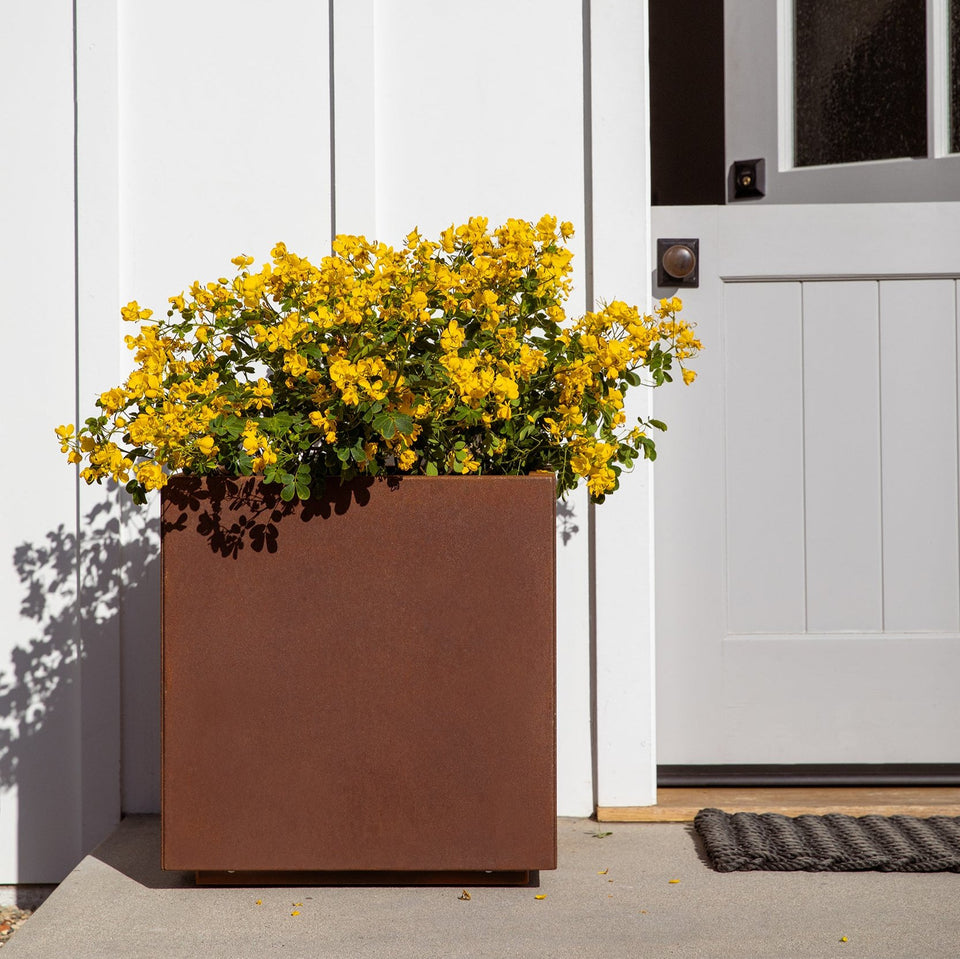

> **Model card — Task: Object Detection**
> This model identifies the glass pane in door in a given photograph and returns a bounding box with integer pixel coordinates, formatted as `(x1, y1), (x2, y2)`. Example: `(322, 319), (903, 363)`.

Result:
(952, 0), (960, 153)
(794, 0), (927, 166)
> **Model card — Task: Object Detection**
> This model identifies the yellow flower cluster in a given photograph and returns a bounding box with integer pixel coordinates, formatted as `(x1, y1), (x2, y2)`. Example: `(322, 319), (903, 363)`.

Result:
(57, 216), (700, 504)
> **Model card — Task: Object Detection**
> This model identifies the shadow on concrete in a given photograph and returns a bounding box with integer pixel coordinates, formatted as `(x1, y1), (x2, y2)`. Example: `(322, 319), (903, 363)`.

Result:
(91, 816), (192, 890)
(93, 817), (540, 890)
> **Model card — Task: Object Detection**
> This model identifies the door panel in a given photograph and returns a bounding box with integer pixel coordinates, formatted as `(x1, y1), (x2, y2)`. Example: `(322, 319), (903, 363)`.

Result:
(653, 204), (960, 765)
(723, 282), (806, 634)
(879, 280), (960, 631)
(802, 281), (884, 632)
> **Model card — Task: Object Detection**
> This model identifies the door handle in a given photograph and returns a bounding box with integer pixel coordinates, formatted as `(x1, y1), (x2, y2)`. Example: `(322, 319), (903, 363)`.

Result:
(656, 238), (699, 288)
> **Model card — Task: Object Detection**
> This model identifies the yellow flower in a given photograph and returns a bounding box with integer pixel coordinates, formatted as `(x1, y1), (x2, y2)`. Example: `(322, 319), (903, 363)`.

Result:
(682, 368), (696, 385)
(535, 214), (557, 239)
(656, 296), (683, 317)
(136, 462), (167, 491)
(283, 351), (309, 377)
(196, 436), (216, 457)
(440, 320), (465, 353)
(121, 301), (153, 323)
(55, 424), (75, 452)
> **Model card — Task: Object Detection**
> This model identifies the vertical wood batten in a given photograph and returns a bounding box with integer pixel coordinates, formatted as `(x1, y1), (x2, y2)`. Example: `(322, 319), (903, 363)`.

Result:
(75, 0), (124, 848)
(723, 282), (805, 634)
(802, 281), (884, 632)
(879, 279), (960, 631)
(331, 0), (376, 238)
(590, 0), (656, 807)
(0, 0), (83, 881)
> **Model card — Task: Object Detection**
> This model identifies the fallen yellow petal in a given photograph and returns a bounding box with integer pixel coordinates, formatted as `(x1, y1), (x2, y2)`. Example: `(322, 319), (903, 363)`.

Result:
(598, 869), (608, 875)
(255, 899), (262, 906)
(458, 890), (471, 901)
(534, 894), (547, 900)
(291, 910), (300, 916)
(840, 937), (848, 943)
(668, 879), (680, 884)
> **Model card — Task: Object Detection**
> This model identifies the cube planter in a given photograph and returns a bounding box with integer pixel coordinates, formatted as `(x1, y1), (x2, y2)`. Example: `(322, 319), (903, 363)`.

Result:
(160, 473), (557, 883)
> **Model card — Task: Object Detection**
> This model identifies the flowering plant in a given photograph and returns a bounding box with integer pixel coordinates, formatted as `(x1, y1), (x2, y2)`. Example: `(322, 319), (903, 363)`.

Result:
(57, 216), (700, 504)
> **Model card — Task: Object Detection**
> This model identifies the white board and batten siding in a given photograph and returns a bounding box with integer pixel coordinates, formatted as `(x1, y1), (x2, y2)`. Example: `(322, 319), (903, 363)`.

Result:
(0, 0), (655, 882)
(0, 0), (87, 885)
(655, 203), (960, 765)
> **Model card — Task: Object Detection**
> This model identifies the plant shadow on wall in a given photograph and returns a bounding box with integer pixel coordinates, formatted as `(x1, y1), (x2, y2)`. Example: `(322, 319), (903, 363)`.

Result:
(5, 497), (160, 877)
(556, 499), (579, 546)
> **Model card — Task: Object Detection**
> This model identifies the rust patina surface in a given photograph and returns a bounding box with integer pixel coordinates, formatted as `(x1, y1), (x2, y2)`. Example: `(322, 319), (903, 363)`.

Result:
(161, 474), (556, 875)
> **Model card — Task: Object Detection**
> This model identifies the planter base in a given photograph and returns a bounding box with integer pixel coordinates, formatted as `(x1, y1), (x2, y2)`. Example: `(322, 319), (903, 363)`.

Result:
(195, 869), (534, 887)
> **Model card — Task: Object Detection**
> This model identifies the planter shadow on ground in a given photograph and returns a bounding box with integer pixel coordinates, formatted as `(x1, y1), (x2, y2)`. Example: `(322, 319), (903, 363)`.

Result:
(93, 818), (540, 889)
(91, 817), (192, 889)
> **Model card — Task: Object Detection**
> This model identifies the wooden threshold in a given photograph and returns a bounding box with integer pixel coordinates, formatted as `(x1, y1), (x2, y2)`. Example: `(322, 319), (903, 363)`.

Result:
(597, 786), (960, 822)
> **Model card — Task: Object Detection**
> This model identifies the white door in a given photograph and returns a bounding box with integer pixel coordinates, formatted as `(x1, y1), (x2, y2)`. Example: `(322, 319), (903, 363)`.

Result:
(653, 0), (960, 767)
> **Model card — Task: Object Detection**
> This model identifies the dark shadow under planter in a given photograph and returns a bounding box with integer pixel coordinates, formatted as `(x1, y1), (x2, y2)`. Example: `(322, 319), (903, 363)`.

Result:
(161, 474), (557, 882)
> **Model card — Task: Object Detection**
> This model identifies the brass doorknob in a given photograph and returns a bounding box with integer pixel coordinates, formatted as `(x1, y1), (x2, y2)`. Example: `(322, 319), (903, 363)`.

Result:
(662, 244), (696, 279)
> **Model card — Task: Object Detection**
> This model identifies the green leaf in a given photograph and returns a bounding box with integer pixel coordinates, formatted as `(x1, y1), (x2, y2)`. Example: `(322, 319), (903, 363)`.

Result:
(392, 412), (413, 435)
(280, 484), (295, 502)
(214, 415), (246, 439)
(262, 412), (296, 434)
(425, 461), (439, 476)
(373, 413), (397, 440)
(648, 418), (668, 432)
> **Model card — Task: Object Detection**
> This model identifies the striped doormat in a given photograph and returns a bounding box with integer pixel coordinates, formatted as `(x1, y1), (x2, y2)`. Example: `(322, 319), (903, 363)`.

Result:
(694, 808), (960, 872)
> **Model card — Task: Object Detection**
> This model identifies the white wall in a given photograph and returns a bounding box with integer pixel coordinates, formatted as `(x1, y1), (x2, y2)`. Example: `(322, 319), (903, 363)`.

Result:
(0, 0), (653, 882)
(0, 1), (90, 882)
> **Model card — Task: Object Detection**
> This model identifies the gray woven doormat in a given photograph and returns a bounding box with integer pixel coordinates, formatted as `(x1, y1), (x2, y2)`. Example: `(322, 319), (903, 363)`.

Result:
(694, 807), (960, 872)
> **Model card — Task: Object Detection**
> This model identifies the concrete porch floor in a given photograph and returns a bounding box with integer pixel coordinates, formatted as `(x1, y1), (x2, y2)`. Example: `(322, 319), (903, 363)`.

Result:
(4, 815), (960, 958)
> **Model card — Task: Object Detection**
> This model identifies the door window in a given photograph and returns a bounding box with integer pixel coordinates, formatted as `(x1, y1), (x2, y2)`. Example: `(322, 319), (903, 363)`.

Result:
(793, 0), (927, 166)
(952, 0), (960, 151)
(725, 0), (960, 202)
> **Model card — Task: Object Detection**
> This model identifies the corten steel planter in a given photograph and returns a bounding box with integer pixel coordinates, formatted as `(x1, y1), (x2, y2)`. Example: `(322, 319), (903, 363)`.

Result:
(161, 473), (557, 882)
